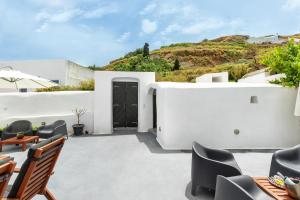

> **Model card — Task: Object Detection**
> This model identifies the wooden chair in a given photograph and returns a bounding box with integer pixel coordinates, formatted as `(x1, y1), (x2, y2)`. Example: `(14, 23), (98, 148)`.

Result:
(5, 135), (65, 200)
(0, 157), (16, 198)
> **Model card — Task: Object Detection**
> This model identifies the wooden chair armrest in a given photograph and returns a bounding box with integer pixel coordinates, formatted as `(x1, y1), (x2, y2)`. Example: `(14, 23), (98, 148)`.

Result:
(13, 167), (21, 173)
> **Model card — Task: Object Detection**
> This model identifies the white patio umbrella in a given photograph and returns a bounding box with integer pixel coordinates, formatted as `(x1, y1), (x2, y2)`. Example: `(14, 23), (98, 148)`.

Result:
(0, 67), (58, 89)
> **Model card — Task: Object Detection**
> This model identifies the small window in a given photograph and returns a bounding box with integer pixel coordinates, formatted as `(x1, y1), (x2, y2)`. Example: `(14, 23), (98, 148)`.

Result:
(250, 96), (258, 104)
(51, 80), (60, 84)
(19, 88), (27, 93)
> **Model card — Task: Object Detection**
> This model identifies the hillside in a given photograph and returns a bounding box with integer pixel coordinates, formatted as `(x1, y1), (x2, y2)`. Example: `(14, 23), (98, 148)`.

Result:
(99, 34), (298, 82)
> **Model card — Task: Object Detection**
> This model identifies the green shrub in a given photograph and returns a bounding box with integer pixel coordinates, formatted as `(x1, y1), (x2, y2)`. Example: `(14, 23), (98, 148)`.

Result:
(228, 64), (250, 81)
(260, 40), (300, 87)
(114, 55), (173, 72)
(124, 48), (143, 58)
(36, 79), (94, 92)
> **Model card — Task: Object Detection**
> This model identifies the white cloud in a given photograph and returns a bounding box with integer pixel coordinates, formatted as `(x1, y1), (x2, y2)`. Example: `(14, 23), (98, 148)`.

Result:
(51, 9), (82, 22)
(141, 19), (157, 34)
(161, 24), (181, 35)
(182, 18), (226, 35)
(35, 9), (82, 23)
(140, 3), (157, 15)
(35, 23), (48, 32)
(117, 32), (131, 42)
(283, 0), (300, 10)
(83, 3), (119, 19)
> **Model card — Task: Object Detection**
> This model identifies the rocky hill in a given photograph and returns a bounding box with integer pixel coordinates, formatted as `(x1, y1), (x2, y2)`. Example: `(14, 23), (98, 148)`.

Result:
(99, 34), (299, 82)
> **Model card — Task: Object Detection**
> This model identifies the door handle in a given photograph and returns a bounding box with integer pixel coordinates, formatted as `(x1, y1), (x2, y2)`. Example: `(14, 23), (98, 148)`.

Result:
(131, 104), (137, 106)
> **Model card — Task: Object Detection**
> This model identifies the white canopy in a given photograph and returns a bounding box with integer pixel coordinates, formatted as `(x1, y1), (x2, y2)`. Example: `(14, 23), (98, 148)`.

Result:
(0, 68), (58, 89)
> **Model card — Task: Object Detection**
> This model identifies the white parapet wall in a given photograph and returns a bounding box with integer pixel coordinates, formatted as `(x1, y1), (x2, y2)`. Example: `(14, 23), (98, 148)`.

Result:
(0, 91), (94, 135)
(151, 82), (300, 150)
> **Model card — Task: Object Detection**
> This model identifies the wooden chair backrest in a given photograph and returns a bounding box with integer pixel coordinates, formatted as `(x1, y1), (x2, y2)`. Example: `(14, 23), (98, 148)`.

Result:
(0, 158), (16, 197)
(12, 136), (65, 200)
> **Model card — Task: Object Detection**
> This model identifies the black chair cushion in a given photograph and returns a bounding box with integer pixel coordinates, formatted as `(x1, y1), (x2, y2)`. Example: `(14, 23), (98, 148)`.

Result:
(8, 134), (63, 198)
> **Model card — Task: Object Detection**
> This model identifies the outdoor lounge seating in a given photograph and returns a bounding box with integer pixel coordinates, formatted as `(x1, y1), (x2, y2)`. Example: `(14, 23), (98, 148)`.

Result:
(214, 175), (273, 200)
(5, 134), (65, 200)
(0, 156), (15, 198)
(37, 120), (68, 139)
(1, 120), (33, 140)
(269, 144), (300, 178)
(191, 142), (242, 195)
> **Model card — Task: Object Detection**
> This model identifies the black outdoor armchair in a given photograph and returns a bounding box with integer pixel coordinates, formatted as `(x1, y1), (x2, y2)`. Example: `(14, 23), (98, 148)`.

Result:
(191, 142), (242, 195)
(37, 120), (68, 139)
(214, 175), (273, 200)
(269, 145), (300, 178)
(1, 120), (33, 140)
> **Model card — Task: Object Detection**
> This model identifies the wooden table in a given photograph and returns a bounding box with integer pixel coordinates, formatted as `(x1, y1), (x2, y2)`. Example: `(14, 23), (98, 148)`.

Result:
(0, 136), (39, 152)
(254, 177), (294, 200)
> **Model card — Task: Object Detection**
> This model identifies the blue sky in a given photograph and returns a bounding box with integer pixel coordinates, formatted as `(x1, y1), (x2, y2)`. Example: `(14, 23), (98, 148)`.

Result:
(0, 0), (300, 66)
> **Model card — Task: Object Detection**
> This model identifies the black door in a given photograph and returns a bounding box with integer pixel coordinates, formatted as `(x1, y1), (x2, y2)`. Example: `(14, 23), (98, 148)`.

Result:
(113, 82), (138, 128)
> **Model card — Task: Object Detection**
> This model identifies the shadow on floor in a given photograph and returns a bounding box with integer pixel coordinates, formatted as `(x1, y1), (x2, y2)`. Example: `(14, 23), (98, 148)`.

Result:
(135, 132), (188, 154)
(185, 182), (214, 200)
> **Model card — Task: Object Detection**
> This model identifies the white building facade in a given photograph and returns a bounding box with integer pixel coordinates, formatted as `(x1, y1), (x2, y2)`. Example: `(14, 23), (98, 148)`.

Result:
(0, 59), (94, 86)
(0, 71), (299, 150)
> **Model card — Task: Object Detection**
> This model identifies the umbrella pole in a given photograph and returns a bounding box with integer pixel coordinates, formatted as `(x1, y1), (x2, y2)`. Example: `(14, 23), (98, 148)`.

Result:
(14, 81), (18, 90)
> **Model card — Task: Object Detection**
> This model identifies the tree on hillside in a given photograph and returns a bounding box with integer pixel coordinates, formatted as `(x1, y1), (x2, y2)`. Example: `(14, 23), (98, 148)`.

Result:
(88, 64), (96, 70)
(260, 39), (300, 87)
(143, 43), (150, 57)
(173, 58), (181, 70)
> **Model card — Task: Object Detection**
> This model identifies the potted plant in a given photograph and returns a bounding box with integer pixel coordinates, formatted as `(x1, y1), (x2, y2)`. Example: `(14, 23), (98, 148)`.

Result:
(72, 108), (87, 136)
(0, 127), (3, 139)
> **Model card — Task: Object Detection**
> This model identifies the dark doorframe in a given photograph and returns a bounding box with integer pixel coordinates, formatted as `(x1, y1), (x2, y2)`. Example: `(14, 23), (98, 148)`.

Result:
(153, 89), (157, 129)
(113, 81), (138, 128)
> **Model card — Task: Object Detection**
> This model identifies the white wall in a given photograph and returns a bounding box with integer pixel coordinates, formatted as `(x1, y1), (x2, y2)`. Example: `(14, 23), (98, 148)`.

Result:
(94, 71), (155, 134)
(65, 60), (94, 85)
(0, 60), (68, 85)
(196, 72), (228, 83)
(238, 73), (285, 83)
(0, 91), (94, 135)
(152, 83), (300, 150)
(0, 59), (94, 86)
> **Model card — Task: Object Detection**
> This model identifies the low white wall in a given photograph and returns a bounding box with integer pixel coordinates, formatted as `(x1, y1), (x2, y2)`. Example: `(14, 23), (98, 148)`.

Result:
(0, 91), (94, 135)
(153, 83), (300, 150)
(94, 71), (155, 134)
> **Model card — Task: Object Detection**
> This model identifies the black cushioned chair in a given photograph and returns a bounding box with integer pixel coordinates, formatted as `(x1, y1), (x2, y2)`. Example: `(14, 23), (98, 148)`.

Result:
(191, 142), (242, 195)
(269, 145), (300, 178)
(37, 120), (68, 139)
(214, 175), (273, 200)
(1, 120), (33, 140)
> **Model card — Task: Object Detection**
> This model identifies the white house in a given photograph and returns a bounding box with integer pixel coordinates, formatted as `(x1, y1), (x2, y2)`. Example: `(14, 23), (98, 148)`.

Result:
(92, 72), (300, 150)
(246, 35), (286, 44)
(149, 82), (299, 149)
(0, 59), (94, 86)
(0, 71), (300, 150)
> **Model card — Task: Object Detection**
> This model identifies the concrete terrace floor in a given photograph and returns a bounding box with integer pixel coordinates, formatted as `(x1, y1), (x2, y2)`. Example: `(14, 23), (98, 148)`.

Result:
(3, 132), (273, 200)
